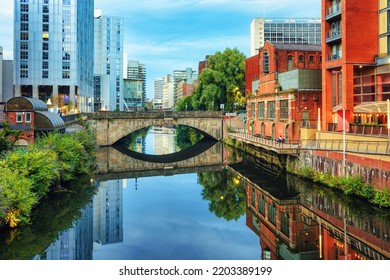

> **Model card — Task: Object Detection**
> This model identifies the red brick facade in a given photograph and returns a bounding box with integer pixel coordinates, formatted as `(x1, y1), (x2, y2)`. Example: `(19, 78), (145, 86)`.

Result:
(246, 42), (322, 142)
(321, 0), (379, 129)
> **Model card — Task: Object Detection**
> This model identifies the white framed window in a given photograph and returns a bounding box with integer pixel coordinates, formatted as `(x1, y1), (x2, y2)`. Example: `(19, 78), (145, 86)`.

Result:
(25, 112), (32, 123)
(16, 113), (23, 123)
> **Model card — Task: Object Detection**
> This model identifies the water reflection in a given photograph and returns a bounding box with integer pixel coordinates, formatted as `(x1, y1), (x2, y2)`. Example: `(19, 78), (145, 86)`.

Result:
(1, 131), (390, 260)
(231, 156), (390, 260)
(0, 175), (96, 260)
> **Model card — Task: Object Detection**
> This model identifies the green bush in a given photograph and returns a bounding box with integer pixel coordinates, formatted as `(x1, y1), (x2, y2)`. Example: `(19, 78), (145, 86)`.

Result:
(1, 148), (60, 199)
(0, 129), (97, 228)
(371, 188), (390, 207)
(0, 166), (38, 227)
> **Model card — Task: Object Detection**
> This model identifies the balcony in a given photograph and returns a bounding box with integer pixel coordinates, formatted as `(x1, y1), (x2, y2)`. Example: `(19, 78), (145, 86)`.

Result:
(326, 28), (342, 44)
(326, 52), (342, 61)
(326, 3), (341, 21)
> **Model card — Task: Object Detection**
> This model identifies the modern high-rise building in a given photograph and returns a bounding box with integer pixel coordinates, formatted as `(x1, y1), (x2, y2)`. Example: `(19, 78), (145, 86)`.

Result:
(93, 180), (123, 246)
(250, 18), (322, 56)
(153, 76), (167, 109)
(123, 60), (146, 111)
(94, 9), (124, 111)
(13, 0), (95, 113)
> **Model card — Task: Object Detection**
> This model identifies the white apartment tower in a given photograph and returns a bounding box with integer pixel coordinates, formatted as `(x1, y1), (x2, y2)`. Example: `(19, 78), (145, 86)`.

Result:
(94, 9), (124, 111)
(250, 18), (322, 56)
(14, 0), (95, 113)
(153, 75), (169, 109)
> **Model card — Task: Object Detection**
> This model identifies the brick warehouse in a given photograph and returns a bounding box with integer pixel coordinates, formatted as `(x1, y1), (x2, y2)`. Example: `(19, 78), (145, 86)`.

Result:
(245, 41), (322, 142)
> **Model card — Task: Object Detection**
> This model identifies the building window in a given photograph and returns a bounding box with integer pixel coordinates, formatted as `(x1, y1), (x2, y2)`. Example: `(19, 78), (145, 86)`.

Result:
(63, 52), (70, 60)
(21, 14), (29, 22)
(258, 101), (265, 119)
(43, 42), (49, 50)
(21, 23), (28, 31)
(62, 61), (70, 70)
(268, 203), (276, 225)
(43, 24), (49, 32)
(42, 52), (49, 60)
(263, 51), (270, 73)
(20, 60), (28, 69)
(43, 5), (49, 13)
(20, 70), (28, 78)
(16, 113), (23, 123)
(20, 4), (29, 12)
(21, 42), (28, 50)
(20, 32), (29, 40)
(251, 188), (256, 206)
(288, 55), (293, 71)
(268, 101), (276, 119)
(250, 102), (256, 118)
(258, 195), (265, 216)
(299, 55), (304, 62)
(42, 61), (49, 69)
(25, 112), (31, 123)
(309, 55), (314, 63)
(281, 213), (290, 237)
(20, 51), (28, 59)
(280, 100), (289, 119)
(42, 71), (49, 78)
(62, 71), (70, 79)
(43, 15), (49, 23)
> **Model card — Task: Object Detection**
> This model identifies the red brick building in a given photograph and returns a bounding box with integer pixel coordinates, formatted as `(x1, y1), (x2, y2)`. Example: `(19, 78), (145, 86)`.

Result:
(321, 0), (381, 131)
(245, 42), (322, 142)
(3, 97), (65, 145)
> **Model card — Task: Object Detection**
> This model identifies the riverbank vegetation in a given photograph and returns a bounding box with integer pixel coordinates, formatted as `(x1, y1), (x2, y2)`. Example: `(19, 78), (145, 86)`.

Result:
(0, 129), (97, 228)
(294, 166), (390, 207)
(224, 136), (390, 207)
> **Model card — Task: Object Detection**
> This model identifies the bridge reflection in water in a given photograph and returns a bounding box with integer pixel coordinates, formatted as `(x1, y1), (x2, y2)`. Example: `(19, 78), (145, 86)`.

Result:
(229, 157), (390, 260)
(95, 141), (390, 260)
(95, 139), (224, 182)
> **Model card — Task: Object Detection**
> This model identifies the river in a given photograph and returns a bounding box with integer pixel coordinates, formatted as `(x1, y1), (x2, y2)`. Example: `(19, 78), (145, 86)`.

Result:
(0, 126), (389, 260)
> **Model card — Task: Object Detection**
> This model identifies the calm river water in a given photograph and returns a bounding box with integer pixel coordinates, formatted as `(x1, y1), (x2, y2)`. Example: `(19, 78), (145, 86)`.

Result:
(0, 127), (389, 260)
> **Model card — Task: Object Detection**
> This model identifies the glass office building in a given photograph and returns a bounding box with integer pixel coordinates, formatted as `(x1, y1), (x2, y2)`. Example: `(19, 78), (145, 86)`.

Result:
(14, 0), (94, 113)
(250, 18), (322, 56)
(94, 9), (124, 111)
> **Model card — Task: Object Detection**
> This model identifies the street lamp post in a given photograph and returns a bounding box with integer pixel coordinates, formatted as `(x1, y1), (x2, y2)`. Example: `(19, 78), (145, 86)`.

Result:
(342, 108), (346, 177)
(387, 99), (390, 153)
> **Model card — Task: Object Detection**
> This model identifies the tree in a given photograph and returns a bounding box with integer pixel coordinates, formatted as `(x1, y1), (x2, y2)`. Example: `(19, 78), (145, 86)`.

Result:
(191, 47), (246, 112)
(198, 169), (247, 221)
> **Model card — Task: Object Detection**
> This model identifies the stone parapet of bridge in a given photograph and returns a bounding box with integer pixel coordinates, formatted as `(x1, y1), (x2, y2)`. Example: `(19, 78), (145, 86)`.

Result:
(86, 110), (223, 146)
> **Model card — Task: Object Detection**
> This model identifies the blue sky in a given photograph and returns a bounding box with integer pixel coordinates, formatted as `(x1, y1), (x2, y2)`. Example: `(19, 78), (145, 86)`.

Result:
(0, 0), (321, 99)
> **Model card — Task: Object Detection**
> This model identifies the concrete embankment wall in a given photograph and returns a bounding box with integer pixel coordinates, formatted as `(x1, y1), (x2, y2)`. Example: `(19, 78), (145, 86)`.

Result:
(287, 149), (390, 191)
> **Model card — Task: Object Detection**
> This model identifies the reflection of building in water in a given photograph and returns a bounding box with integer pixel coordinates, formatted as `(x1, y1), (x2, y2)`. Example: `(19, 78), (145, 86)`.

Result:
(230, 156), (390, 260)
(246, 183), (319, 260)
(35, 205), (94, 260)
(244, 172), (390, 260)
(93, 180), (123, 246)
(152, 126), (178, 155)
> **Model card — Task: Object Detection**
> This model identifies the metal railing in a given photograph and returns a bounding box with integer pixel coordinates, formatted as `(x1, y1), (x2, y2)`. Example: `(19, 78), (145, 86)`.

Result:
(229, 130), (300, 150)
(228, 130), (390, 155)
(328, 123), (389, 137)
(301, 139), (389, 155)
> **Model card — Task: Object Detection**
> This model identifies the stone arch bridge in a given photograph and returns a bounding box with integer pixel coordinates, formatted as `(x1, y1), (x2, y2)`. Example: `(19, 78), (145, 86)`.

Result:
(86, 110), (223, 146)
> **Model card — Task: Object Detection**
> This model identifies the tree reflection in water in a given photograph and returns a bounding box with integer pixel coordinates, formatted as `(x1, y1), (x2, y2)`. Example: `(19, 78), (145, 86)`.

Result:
(0, 175), (97, 260)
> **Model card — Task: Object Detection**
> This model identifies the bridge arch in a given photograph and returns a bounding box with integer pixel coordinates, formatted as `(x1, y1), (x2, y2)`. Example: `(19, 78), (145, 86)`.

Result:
(87, 111), (223, 146)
